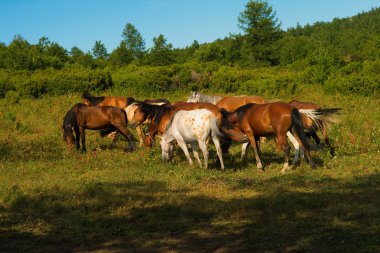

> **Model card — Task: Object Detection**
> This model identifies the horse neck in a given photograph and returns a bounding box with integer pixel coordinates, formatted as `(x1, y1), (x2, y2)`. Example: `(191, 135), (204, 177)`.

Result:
(157, 109), (175, 134)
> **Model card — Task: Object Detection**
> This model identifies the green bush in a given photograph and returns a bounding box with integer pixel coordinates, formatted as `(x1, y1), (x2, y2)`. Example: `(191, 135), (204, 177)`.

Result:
(324, 60), (380, 96)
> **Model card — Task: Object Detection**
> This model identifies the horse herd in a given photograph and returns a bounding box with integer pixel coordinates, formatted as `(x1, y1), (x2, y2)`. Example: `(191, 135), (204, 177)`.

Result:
(62, 91), (341, 173)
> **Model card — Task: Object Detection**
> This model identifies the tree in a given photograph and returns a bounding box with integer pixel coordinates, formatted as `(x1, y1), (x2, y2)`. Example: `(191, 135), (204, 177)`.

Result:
(148, 34), (174, 66)
(109, 40), (133, 66)
(92, 40), (108, 59)
(238, 0), (282, 66)
(122, 23), (145, 59)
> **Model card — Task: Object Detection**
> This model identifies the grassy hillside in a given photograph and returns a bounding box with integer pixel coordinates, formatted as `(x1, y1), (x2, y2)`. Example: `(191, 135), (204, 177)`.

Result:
(0, 89), (379, 252)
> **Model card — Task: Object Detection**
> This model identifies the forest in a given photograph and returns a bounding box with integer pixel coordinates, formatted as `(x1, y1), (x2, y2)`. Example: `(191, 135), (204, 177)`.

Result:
(0, 3), (379, 100)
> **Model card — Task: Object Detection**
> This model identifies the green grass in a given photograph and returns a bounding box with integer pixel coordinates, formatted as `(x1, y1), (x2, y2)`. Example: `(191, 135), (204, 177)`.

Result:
(0, 90), (379, 252)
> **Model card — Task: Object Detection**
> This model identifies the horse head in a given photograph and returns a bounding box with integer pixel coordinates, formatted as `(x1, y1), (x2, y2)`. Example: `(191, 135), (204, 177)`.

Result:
(63, 124), (75, 149)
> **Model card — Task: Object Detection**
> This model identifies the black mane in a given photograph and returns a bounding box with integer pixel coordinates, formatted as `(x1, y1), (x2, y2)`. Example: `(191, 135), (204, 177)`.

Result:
(235, 103), (256, 124)
(82, 92), (105, 106)
(138, 102), (172, 126)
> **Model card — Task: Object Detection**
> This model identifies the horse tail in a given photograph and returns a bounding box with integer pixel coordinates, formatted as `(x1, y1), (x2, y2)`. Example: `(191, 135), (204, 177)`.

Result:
(291, 108), (323, 152)
(299, 108), (341, 130)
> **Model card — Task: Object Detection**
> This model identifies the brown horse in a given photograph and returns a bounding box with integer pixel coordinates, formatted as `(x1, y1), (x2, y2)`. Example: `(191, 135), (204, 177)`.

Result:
(216, 95), (266, 112)
(223, 102), (341, 172)
(82, 92), (130, 108)
(82, 93), (170, 146)
(62, 103), (135, 152)
(129, 102), (248, 148)
(289, 99), (336, 156)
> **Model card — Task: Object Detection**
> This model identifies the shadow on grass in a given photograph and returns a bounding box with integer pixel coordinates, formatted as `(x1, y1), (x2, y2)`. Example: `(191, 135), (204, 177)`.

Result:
(1, 173), (380, 253)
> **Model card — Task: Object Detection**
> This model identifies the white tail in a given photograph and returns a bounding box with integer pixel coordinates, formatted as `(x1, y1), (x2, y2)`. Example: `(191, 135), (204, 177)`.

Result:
(299, 108), (341, 129)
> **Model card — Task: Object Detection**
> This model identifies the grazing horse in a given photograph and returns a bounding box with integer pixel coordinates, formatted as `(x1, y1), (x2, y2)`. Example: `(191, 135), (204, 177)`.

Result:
(223, 102), (341, 172)
(62, 103), (135, 152)
(289, 99), (337, 157)
(161, 109), (225, 170)
(83, 93), (169, 146)
(216, 95), (266, 112)
(187, 91), (222, 105)
(124, 97), (170, 146)
(129, 102), (248, 148)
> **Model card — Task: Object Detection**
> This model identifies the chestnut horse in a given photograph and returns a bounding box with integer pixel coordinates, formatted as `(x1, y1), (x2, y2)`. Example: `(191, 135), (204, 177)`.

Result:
(216, 95), (266, 112)
(223, 102), (341, 172)
(129, 102), (248, 148)
(289, 99), (337, 157)
(62, 103), (135, 152)
(82, 92), (130, 108)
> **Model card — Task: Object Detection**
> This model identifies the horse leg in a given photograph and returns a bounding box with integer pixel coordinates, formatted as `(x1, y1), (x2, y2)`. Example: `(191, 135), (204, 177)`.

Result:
(136, 125), (144, 147)
(198, 140), (209, 169)
(190, 141), (202, 167)
(321, 126), (335, 156)
(241, 142), (250, 161)
(75, 128), (80, 150)
(276, 134), (290, 173)
(116, 127), (136, 151)
(212, 135), (225, 170)
(287, 131), (300, 166)
(246, 131), (263, 170)
(176, 138), (193, 166)
(80, 127), (86, 153)
(294, 135), (316, 169)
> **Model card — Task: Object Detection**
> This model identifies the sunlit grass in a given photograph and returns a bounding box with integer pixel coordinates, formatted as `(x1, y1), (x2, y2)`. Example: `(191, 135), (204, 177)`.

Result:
(0, 91), (379, 252)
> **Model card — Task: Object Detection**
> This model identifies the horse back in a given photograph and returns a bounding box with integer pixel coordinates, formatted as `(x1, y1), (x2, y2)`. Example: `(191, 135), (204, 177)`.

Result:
(78, 105), (126, 129)
(217, 95), (265, 112)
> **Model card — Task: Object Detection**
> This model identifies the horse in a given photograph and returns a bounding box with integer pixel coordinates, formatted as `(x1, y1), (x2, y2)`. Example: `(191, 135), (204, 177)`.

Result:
(62, 103), (135, 152)
(187, 91), (222, 104)
(82, 93), (169, 146)
(161, 109), (225, 170)
(289, 99), (336, 157)
(216, 95), (266, 112)
(82, 92), (130, 108)
(129, 102), (248, 148)
(123, 97), (170, 146)
(222, 102), (341, 172)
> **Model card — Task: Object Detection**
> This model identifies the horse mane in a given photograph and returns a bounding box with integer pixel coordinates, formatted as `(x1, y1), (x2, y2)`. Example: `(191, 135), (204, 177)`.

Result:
(138, 102), (172, 126)
(82, 92), (105, 106)
(127, 97), (137, 106)
(143, 98), (170, 105)
(235, 103), (256, 124)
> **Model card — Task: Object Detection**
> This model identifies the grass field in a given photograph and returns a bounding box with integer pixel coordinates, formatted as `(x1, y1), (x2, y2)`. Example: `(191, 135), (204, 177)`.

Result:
(0, 89), (379, 252)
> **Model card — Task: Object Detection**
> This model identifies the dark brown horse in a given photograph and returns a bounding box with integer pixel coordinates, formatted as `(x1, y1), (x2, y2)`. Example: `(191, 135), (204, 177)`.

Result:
(129, 102), (247, 148)
(62, 103), (135, 152)
(216, 95), (266, 112)
(289, 99), (336, 156)
(82, 93), (170, 146)
(223, 102), (341, 172)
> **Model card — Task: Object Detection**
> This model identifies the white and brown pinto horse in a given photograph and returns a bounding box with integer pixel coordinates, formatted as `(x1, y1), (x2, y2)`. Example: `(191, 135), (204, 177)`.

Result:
(161, 109), (225, 170)
(125, 98), (170, 146)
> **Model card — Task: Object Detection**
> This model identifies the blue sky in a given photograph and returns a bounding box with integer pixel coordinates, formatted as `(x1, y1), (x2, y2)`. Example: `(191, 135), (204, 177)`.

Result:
(0, 0), (378, 52)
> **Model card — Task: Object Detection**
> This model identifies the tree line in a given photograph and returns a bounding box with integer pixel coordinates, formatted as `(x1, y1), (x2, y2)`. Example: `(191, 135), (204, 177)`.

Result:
(0, 0), (379, 99)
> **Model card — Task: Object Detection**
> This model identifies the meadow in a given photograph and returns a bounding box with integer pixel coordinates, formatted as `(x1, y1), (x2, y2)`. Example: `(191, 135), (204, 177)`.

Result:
(0, 88), (379, 252)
